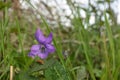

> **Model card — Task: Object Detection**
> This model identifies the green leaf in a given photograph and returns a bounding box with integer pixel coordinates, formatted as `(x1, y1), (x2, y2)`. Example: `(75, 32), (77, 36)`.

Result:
(77, 66), (87, 80)
(45, 59), (69, 80)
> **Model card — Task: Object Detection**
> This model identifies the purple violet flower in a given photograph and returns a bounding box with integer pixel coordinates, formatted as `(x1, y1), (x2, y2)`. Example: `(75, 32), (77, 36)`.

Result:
(28, 28), (55, 59)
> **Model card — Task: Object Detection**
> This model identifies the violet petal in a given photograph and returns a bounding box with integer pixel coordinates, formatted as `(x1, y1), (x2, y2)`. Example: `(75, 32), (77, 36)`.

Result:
(38, 52), (48, 59)
(35, 29), (46, 43)
(28, 44), (40, 58)
(46, 44), (55, 53)
(31, 44), (40, 51)
(45, 32), (53, 44)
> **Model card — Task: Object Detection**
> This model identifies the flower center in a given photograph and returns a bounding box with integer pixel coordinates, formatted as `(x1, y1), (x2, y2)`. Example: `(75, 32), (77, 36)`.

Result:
(40, 45), (46, 53)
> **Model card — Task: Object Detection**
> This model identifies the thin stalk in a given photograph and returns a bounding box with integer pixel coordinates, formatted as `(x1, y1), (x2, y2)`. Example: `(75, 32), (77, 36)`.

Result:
(66, 1), (96, 79)
(104, 12), (115, 73)
(75, 11), (96, 80)
(10, 66), (13, 80)
(0, 20), (5, 61)
(102, 33), (113, 80)
(80, 32), (96, 80)
(15, 18), (27, 69)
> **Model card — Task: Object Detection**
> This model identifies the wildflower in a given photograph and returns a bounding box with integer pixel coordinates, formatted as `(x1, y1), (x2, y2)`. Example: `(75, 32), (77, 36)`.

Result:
(28, 29), (55, 59)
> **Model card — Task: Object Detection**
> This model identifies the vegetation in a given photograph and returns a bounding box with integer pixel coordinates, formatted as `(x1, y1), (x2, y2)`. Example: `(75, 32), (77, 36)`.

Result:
(0, 0), (120, 80)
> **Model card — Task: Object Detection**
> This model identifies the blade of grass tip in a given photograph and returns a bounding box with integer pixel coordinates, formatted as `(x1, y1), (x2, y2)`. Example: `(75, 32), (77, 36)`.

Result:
(104, 12), (115, 74)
